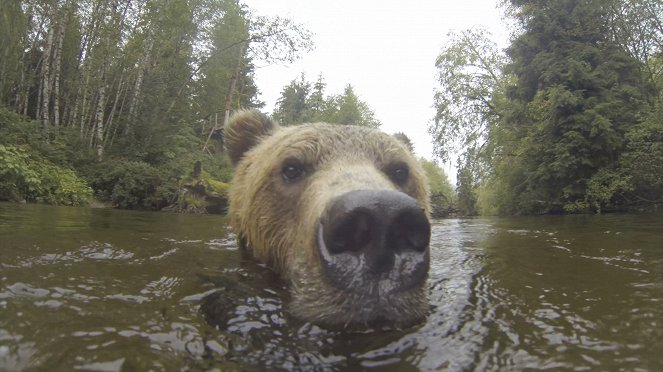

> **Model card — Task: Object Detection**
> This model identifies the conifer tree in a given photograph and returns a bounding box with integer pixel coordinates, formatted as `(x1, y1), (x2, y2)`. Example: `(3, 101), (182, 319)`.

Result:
(503, 0), (652, 213)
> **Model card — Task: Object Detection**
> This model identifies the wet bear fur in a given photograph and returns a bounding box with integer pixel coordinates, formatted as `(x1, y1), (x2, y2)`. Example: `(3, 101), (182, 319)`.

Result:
(224, 109), (431, 328)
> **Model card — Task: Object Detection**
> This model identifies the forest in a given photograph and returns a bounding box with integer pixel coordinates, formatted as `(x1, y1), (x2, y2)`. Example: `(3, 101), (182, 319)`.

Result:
(430, 0), (663, 215)
(0, 0), (661, 216)
(0, 0), (312, 211)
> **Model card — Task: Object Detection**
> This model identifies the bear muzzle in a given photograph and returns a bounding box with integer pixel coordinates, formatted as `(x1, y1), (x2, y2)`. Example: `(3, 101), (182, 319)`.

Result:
(316, 189), (431, 297)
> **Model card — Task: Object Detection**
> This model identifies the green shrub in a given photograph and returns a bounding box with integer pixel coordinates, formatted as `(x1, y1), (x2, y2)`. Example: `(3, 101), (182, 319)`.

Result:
(585, 168), (633, 213)
(35, 163), (93, 206)
(620, 106), (663, 203)
(0, 144), (40, 201)
(0, 144), (92, 205)
(85, 160), (175, 210)
(0, 107), (41, 146)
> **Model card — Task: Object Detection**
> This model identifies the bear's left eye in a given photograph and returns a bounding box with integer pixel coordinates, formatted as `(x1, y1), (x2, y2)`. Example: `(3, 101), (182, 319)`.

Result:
(281, 161), (306, 182)
(386, 163), (409, 185)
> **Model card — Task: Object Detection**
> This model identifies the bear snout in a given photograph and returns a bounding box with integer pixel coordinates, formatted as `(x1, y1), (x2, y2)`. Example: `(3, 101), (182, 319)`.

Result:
(317, 190), (431, 295)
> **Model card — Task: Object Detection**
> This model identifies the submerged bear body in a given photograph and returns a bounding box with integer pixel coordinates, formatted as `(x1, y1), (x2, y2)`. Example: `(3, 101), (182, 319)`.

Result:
(224, 110), (431, 328)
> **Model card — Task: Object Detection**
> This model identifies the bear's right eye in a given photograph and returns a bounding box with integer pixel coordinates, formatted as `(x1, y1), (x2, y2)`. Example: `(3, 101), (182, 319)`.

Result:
(281, 161), (305, 182)
(385, 162), (410, 186)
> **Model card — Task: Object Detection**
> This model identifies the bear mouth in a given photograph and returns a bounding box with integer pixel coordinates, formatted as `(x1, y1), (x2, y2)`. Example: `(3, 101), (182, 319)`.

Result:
(316, 222), (429, 298)
(307, 189), (430, 326)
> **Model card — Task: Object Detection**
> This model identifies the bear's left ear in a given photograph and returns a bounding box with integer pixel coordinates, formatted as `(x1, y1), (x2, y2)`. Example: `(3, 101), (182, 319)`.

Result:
(224, 109), (278, 166)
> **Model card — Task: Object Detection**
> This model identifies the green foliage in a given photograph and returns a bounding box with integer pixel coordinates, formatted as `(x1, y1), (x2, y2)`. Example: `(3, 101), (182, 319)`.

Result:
(203, 175), (231, 196)
(0, 144), (92, 206)
(36, 162), (93, 206)
(0, 145), (40, 201)
(452, 145), (493, 216)
(326, 85), (381, 128)
(620, 99), (663, 203)
(198, 0), (263, 121)
(607, 0), (663, 85)
(85, 160), (173, 210)
(476, 176), (508, 216)
(435, 0), (660, 215)
(273, 75), (381, 127)
(0, 0), (29, 105)
(273, 74), (311, 125)
(500, 0), (653, 214)
(1, 102), (230, 212)
(456, 163), (478, 216)
(584, 168), (632, 213)
(0, 109), (93, 206)
(420, 159), (455, 217)
(0, 107), (42, 145)
(430, 27), (506, 163)
(0, 0), (312, 212)
(9, 124), (98, 172)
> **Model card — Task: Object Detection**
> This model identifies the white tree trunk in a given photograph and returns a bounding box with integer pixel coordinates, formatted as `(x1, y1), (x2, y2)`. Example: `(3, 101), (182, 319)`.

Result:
(52, 7), (69, 128)
(95, 79), (106, 159)
(40, 23), (55, 131)
(125, 35), (153, 135)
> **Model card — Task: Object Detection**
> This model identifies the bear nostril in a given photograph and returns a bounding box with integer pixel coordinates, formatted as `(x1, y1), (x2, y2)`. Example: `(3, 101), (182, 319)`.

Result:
(326, 211), (373, 254)
(318, 190), (430, 293)
(387, 209), (431, 253)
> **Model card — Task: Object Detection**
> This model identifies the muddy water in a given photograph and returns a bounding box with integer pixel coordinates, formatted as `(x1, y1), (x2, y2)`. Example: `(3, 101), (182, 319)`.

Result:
(1, 202), (661, 370)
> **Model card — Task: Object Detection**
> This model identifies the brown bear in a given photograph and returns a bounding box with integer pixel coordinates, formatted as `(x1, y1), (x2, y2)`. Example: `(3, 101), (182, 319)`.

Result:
(224, 109), (431, 328)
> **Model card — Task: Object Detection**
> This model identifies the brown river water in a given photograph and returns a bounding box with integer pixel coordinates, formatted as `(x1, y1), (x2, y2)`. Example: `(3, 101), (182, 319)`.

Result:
(0, 202), (662, 371)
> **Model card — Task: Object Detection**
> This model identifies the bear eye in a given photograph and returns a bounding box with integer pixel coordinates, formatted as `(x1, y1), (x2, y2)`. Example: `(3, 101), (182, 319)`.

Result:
(281, 160), (306, 182)
(386, 163), (409, 185)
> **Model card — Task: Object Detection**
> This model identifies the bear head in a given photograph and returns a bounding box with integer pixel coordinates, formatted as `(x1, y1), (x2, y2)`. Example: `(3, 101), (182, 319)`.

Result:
(224, 109), (431, 328)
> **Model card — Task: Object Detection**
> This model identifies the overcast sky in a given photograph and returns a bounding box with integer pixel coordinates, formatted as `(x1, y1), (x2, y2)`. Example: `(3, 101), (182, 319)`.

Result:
(242, 0), (510, 180)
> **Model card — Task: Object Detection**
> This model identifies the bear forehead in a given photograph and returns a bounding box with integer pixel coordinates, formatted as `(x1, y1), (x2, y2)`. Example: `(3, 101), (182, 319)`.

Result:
(253, 124), (409, 165)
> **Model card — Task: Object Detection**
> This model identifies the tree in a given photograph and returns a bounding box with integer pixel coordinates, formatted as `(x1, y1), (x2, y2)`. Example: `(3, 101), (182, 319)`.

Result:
(272, 74), (310, 125)
(272, 76), (382, 128)
(0, 0), (29, 108)
(619, 96), (663, 205)
(0, 0), (314, 210)
(429, 27), (508, 215)
(420, 158), (455, 217)
(428, 0), (661, 215)
(503, 0), (653, 213)
(456, 160), (478, 216)
(324, 84), (381, 128)
(606, 0), (663, 85)
(429, 27), (507, 163)
(308, 73), (327, 121)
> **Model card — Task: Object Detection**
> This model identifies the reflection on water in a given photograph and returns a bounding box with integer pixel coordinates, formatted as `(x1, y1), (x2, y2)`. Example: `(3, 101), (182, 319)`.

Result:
(0, 203), (662, 370)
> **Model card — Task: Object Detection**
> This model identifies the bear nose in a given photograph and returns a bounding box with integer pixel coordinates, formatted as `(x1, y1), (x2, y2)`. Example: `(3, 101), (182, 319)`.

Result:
(318, 190), (430, 285)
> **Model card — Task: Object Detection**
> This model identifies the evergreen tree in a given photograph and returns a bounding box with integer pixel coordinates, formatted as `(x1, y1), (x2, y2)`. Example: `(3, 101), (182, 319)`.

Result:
(327, 84), (381, 128)
(272, 74), (310, 125)
(503, 0), (653, 213)
(420, 158), (456, 217)
(308, 74), (327, 121)
(273, 76), (381, 128)
(456, 162), (478, 216)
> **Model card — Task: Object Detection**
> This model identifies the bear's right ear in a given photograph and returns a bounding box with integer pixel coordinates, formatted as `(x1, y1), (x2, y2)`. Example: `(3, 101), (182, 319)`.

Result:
(224, 109), (277, 166)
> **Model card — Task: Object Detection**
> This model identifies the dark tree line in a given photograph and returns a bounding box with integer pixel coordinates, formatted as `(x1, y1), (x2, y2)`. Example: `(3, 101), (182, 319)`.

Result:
(431, 0), (663, 215)
(0, 0), (311, 208)
(272, 74), (382, 128)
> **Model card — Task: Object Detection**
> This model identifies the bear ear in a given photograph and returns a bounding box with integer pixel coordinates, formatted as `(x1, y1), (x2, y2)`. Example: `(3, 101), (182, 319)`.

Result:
(224, 109), (278, 166)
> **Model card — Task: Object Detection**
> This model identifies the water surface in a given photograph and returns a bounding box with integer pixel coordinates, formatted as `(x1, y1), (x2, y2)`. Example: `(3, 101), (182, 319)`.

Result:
(1, 203), (661, 370)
